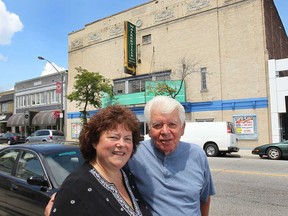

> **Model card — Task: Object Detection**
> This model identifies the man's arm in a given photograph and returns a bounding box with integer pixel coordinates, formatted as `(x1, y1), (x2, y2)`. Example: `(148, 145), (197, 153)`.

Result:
(200, 196), (211, 216)
(44, 193), (56, 216)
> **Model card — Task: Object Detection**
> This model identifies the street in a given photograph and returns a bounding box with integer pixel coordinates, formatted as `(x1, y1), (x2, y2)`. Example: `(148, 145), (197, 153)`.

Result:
(208, 154), (288, 216)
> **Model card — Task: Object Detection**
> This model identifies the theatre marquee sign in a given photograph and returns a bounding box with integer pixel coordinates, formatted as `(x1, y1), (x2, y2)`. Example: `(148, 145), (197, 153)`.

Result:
(124, 21), (136, 75)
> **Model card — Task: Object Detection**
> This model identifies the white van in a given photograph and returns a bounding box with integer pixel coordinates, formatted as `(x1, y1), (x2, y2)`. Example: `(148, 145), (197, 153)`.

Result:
(180, 122), (239, 157)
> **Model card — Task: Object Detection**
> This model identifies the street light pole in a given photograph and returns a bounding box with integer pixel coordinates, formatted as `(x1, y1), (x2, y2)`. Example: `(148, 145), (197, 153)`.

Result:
(38, 56), (64, 133)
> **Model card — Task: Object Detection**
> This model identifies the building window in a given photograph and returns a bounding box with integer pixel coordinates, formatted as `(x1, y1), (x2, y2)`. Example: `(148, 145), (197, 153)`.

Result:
(2, 102), (8, 112)
(50, 90), (58, 104)
(142, 34), (151, 45)
(35, 93), (40, 105)
(22, 96), (26, 107)
(16, 97), (19, 108)
(279, 70), (288, 77)
(128, 79), (149, 93)
(39, 92), (45, 105)
(31, 94), (36, 106)
(201, 67), (207, 91)
(16, 96), (26, 108)
(114, 82), (125, 95)
(26, 95), (30, 106)
(113, 71), (171, 95)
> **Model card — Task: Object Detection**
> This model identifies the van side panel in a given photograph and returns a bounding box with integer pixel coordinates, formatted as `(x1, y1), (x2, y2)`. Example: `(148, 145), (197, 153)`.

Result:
(181, 122), (239, 155)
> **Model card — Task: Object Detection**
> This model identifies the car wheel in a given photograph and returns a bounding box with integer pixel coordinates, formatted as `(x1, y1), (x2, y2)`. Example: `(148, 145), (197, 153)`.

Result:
(204, 143), (219, 157)
(266, 147), (281, 160)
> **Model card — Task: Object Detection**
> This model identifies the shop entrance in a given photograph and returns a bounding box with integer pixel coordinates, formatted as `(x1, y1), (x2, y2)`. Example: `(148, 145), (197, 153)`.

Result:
(279, 96), (288, 141)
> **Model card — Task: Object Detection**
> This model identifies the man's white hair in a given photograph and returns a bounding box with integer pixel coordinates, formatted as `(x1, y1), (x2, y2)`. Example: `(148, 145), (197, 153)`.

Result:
(144, 96), (185, 127)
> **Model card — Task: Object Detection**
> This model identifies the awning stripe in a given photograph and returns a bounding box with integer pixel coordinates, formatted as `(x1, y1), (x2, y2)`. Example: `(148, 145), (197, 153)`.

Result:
(32, 111), (58, 126)
(7, 111), (59, 127)
(7, 114), (25, 127)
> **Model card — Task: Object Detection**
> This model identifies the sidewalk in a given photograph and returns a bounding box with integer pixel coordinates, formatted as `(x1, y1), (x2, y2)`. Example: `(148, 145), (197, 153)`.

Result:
(235, 148), (258, 159)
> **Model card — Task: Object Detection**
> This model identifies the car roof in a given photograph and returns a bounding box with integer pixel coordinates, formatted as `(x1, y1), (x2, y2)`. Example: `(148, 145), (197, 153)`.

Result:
(35, 129), (57, 131)
(0, 143), (80, 155)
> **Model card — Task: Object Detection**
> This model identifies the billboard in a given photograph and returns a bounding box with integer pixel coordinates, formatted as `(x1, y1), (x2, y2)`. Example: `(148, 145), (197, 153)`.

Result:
(124, 21), (136, 75)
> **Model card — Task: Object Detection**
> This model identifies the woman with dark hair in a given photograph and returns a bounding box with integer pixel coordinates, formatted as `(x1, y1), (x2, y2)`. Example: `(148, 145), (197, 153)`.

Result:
(49, 105), (151, 216)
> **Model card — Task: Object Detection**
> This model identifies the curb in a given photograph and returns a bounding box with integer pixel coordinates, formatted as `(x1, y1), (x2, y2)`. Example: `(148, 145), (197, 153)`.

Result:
(236, 149), (259, 159)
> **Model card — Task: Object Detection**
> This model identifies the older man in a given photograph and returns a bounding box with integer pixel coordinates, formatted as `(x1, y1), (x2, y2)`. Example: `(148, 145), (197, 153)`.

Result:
(128, 96), (215, 216)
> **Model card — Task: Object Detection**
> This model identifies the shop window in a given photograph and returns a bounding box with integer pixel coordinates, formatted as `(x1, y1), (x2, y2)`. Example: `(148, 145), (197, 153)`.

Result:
(1, 102), (8, 112)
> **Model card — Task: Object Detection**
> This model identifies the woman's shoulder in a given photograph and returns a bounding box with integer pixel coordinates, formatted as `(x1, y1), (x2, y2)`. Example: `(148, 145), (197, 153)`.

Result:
(60, 162), (94, 188)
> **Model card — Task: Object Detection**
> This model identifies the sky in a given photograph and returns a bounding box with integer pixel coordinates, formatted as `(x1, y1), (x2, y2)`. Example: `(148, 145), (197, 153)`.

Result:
(0, 0), (287, 92)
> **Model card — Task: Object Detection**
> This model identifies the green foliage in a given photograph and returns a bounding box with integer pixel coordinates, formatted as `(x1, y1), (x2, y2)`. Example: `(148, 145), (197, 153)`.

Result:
(147, 57), (197, 99)
(67, 67), (113, 123)
(147, 81), (178, 98)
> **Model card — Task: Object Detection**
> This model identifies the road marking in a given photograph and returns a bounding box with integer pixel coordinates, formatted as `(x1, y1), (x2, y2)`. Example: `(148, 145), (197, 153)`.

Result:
(211, 169), (288, 177)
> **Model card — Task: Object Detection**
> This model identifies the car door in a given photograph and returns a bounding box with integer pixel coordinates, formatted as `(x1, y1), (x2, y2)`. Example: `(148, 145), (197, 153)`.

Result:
(36, 130), (50, 142)
(4, 150), (52, 215)
(33, 130), (44, 142)
(282, 140), (288, 157)
(0, 149), (20, 214)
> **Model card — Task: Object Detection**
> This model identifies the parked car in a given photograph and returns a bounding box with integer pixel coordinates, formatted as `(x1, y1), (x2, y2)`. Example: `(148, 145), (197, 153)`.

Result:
(0, 143), (84, 215)
(0, 132), (26, 145)
(26, 129), (65, 143)
(252, 140), (288, 160)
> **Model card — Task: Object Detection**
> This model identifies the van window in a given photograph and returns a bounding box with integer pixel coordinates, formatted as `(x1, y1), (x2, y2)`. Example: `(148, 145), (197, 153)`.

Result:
(53, 131), (64, 136)
(227, 122), (235, 134)
(37, 130), (49, 136)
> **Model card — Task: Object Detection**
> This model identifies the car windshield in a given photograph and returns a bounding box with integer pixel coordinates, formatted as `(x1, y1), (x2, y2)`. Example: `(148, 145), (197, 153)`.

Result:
(45, 149), (84, 187)
(4, 133), (14, 138)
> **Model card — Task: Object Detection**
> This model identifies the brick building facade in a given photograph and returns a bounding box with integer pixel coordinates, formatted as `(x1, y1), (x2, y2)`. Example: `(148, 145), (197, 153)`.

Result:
(66, 0), (288, 148)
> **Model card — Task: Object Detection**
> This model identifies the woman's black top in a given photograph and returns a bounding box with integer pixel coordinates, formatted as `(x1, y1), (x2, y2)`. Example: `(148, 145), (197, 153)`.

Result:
(50, 162), (151, 216)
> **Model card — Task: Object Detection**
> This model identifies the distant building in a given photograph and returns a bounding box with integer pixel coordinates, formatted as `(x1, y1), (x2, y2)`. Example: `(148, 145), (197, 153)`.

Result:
(7, 72), (67, 137)
(66, 0), (288, 148)
(0, 90), (14, 133)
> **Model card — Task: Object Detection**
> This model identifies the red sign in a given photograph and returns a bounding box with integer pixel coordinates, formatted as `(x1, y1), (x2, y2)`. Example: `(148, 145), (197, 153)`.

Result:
(56, 82), (62, 94)
(53, 111), (60, 119)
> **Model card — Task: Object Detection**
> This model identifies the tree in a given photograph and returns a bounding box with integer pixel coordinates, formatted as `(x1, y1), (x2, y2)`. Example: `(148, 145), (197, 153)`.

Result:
(147, 57), (198, 98)
(67, 67), (113, 123)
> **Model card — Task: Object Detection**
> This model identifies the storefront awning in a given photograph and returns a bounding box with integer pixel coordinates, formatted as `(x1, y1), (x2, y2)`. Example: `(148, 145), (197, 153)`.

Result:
(7, 113), (25, 127)
(0, 113), (12, 123)
(32, 111), (59, 126)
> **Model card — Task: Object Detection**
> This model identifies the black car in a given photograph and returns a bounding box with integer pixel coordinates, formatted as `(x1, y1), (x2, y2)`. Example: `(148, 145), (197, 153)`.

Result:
(0, 132), (26, 145)
(0, 143), (84, 215)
